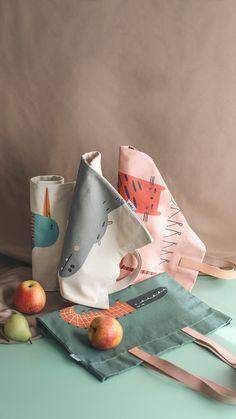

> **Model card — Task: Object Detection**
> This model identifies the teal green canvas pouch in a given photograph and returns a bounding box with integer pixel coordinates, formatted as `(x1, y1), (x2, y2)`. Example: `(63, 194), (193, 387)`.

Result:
(37, 273), (231, 383)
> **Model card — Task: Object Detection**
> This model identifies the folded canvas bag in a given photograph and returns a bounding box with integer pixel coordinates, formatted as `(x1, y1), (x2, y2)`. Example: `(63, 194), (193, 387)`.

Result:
(118, 146), (236, 290)
(37, 273), (236, 404)
(58, 151), (152, 308)
(30, 175), (75, 290)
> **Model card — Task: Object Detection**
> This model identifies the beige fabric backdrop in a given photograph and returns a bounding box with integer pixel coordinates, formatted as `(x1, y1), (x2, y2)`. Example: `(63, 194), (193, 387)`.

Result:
(0, 0), (236, 268)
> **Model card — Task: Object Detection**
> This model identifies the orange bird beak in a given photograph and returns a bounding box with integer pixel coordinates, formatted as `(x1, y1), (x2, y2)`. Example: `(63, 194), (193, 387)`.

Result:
(43, 187), (51, 217)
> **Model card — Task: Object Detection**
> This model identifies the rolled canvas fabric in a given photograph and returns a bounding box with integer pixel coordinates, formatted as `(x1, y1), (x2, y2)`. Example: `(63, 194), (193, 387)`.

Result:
(30, 175), (75, 290)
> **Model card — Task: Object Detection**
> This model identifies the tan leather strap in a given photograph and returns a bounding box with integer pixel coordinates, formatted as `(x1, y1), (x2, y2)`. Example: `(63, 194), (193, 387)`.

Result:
(179, 257), (236, 280)
(182, 327), (236, 368)
(128, 347), (236, 404)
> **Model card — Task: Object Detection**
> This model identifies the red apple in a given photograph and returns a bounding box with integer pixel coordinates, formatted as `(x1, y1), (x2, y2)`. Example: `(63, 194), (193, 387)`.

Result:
(88, 316), (123, 350)
(14, 280), (46, 314)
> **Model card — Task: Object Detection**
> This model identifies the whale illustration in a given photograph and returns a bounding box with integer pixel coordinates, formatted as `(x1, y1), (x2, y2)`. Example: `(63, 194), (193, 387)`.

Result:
(59, 157), (124, 278)
(31, 188), (59, 248)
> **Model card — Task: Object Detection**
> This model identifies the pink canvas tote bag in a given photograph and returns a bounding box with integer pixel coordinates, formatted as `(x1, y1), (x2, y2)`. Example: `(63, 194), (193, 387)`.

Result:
(118, 146), (236, 290)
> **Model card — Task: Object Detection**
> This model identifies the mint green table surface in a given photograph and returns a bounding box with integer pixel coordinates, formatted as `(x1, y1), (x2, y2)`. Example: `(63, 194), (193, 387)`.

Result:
(1, 275), (236, 419)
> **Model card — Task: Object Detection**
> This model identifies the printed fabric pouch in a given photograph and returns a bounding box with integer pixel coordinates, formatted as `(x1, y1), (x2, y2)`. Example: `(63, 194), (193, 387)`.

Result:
(30, 176), (75, 290)
(37, 272), (236, 404)
(57, 151), (152, 308)
(118, 146), (236, 290)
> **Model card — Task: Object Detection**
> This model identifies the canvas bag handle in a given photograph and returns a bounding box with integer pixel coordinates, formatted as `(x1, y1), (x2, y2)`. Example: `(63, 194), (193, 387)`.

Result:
(129, 327), (236, 404)
(113, 251), (142, 292)
(182, 327), (236, 367)
(179, 257), (236, 280)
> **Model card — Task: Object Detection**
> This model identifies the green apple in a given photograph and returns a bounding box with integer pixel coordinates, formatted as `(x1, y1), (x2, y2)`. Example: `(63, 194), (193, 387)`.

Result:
(3, 313), (32, 342)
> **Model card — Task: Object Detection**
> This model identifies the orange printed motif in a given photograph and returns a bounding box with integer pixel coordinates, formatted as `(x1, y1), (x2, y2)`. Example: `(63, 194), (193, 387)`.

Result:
(119, 264), (157, 276)
(59, 301), (135, 329)
(118, 172), (165, 221)
(43, 188), (51, 218)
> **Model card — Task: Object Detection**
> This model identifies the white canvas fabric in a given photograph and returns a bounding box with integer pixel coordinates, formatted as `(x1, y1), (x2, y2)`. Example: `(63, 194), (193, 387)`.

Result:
(30, 176), (75, 290)
(58, 151), (153, 308)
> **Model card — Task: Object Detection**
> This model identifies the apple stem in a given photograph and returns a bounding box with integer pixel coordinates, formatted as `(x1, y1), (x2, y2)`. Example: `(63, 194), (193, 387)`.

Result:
(28, 339), (33, 344)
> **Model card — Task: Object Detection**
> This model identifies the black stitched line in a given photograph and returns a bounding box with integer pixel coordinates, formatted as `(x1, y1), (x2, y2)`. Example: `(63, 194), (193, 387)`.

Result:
(159, 197), (183, 265)
(163, 232), (181, 238)
(166, 220), (183, 228)
(169, 209), (181, 219)
(162, 240), (178, 247)
(164, 228), (182, 235)
(160, 250), (174, 255)
(159, 258), (170, 264)
(61, 253), (72, 272)
(124, 186), (130, 199)
(132, 180), (137, 192)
